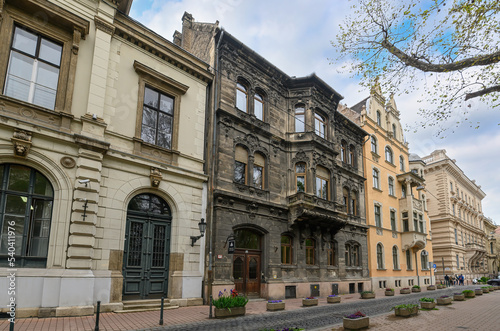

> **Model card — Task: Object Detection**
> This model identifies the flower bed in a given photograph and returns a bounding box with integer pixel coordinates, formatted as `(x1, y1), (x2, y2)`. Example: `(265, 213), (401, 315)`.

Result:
(360, 291), (375, 299)
(400, 288), (411, 294)
(412, 285), (421, 293)
(393, 304), (419, 317)
(327, 295), (341, 303)
(481, 286), (490, 293)
(426, 285), (436, 291)
(462, 290), (475, 298)
(212, 289), (248, 319)
(474, 288), (483, 295)
(266, 300), (285, 311)
(419, 297), (436, 309)
(453, 293), (465, 301)
(302, 297), (318, 306)
(343, 311), (369, 330)
(385, 288), (395, 296)
(437, 295), (452, 305)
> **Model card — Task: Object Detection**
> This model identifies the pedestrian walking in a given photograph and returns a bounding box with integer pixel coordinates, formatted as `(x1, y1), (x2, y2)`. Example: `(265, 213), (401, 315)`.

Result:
(445, 274), (450, 287)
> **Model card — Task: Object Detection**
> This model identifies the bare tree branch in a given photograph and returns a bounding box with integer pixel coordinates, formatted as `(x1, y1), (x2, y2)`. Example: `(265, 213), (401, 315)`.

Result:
(465, 85), (500, 100)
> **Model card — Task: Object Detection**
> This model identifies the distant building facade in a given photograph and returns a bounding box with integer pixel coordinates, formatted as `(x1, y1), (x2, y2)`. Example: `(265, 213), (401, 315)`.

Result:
(0, 0), (212, 317)
(350, 85), (434, 290)
(483, 217), (498, 278)
(422, 150), (490, 283)
(176, 13), (371, 300)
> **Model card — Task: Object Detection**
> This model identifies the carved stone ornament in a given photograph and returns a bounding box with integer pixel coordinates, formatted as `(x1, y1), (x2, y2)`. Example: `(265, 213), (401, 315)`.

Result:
(150, 167), (163, 187)
(11, 129), (32, 157)
(60, 156), (76, 169)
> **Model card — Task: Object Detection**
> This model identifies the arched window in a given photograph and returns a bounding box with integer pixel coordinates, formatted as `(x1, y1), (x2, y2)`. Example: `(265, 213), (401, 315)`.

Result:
(295, 162), (306, 192)
(281, 235), (292, 264)
(254, 93), (264, 120)
(376, 110), (381, 125)
(392, 123), (397, 138)
(406, 250), (412, 270)
(353, 245), (360, 266)
(392, 246), (399, 270)
(372, 168), (380, 189)
(341, 140), (347, 162)
(371, 136), (378, 153)
(421, 250), (429, 270)
(348, 145), (355, 166)
(253, 152), (265, 189)
(350, 192), (358, 216)
(314, 111), (327, 138)
(0, 164), (54, 267)
(236, 82), (248, 112)
(305, 238), (315, 265)
(377, 243), (384, 269)
(399, 155), (405, 171)
(388, 177), (395, 196)
(234, 145), (248, 184)
(345, 244), (351, 266)
(295, 105), (305, 132)
(315, 166), (329, 200)
(385, 146), (394, 163)
(327, 241), (337, 266)
(343, 188), (349, 211)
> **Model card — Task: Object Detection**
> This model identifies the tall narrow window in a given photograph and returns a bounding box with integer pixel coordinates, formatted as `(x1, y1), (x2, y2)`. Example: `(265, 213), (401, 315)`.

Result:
(305, 239), (315, 265)
(377, 244), (384, 269)
(385, 146), (394, 163)
(450, 182), (453, 192)
(373, 168), (380, 189)
(345, 244), (351, 266)
(350, 193), (357, 216)
(314, 112), (326, 138)
(295, 105), (305, 132)
(452, 204), (456, 216)
(236, 82), (248, 112)
(295, 163), (306, 192)
(253, 152), (265, 189)
(456, 254), (460, 269)
(254, 93), (263, 120)
(341, 141), (347, 162)
(353, 245), (360, 266)
(343, 188), (349, 212)
(281, 235), (292, 264)
(374, 205), (382, 227)
(327, 241), (336, 266)
(234, 145), (248, 184)
(348, 146), (355, 166)
(0, 164), (54, 267)
(406, 250), (412, 270)
(371, 136), (378, 153)
(413, 212), (418, 231)
(421, 251), (428, 270)
(402, 185), (406, 198)
(419, 214), (424, 233)
(454, 229), (458, 244)
(388, 177), (395, 196)
(392, 246), (399, 269)
(402, 212), (409, 232)
(376, 111), (381, 125)
(392, 123), (397, 138)
(400, 156), (405, 171)
(142, 86), (174, 149)
(4, 26), (62, 110)
(390, 210), (396, 231)
(315, 166), (329, 200)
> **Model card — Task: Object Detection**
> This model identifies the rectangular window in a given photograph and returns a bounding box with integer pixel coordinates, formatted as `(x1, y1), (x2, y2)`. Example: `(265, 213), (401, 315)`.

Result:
(390, 210), (396, 231)
(456, 254), (460, 269)
(402, 212), (409, 232)
(454, 229), (458, 244)
(452, 204), (455, 216)
(305, 239), (315, 265)
(296, 163), (306, 192)
(406, 250), (412, 270)
(141, 86), (174, 149)
(372, 169), (380, 189)
(4, 26), (62, 110)
(234, 161), (246, 184)
(314, 113), (326, 138)
(253, 165), (263, 189)
(375, 205), (381, 227)
(295, 107), (305, 132)
(327, 242), (336, 266)
(419, 214), (424, 233)
(450, 182), (453, 191)
(413, 212), (418, 232)
(388, 178), (394, 196)
(315, 177), (328, 200)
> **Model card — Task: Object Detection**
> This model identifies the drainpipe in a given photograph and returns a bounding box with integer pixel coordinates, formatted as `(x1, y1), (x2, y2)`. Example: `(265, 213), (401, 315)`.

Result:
(415, 250), (420, 287)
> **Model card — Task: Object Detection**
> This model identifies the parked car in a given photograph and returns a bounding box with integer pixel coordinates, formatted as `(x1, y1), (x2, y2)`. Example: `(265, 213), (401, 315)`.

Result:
(487, 278), (500, 286)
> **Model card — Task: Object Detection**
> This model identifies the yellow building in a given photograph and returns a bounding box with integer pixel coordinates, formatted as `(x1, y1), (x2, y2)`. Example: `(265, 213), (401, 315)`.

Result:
(350, 85), (434, 290)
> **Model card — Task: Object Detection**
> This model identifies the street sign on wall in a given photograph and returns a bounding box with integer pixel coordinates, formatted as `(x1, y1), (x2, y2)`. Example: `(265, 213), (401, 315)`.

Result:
(228, 239), (235, 254)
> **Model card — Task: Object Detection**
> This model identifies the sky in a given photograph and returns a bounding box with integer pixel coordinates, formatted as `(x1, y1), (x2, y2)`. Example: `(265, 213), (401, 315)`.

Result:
(129, 0), (500, 226)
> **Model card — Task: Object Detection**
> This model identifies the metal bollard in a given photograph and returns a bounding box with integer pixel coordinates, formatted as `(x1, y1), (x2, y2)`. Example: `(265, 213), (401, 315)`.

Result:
(209, 295), (213, 319)
(9, 319), (14, 331)
(94, 301), (100, 331)
(159, 297), (164, 325)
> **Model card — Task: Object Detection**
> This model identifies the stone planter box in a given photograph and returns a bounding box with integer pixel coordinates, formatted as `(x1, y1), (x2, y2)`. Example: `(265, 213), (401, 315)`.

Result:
(412, 287), (421, 293)
(494, 286), (500, 290)
(475, 289), (483, 295)
(327, 296), (341, 303)
(453, 294), (465, 301)
(302, 298), (318, 306)
(437, 284), (445, 289)
(437, 297), (452, 305)
(481, 288), (489, 293)
(214, 306), (246, 318)
(420, 301), (436, 309)
(266, 302), (285, 311)
(360, 292), (375, 299)
(343, 316), (369, 330)
(400, 289), (411, 294)
(464, 291), (475, 298)
(385, 290), (395, 296)
(426, 285), (436, 291)
(395, 307), (419, 317)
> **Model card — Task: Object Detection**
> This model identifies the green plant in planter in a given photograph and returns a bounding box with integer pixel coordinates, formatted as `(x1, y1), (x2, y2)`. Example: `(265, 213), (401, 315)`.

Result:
(361, 291), (374, 294)
(385, 288), (394, 291)
(412, 285), (420, 289)
(462, 290), (474, 294)
(479, 276), (490, 284)
(419, 297), (435, 302)
(212, 289), (249, 311)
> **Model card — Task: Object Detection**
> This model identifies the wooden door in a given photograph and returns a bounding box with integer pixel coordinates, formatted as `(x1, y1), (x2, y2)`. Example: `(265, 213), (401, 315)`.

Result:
(233, 250), (260, 297)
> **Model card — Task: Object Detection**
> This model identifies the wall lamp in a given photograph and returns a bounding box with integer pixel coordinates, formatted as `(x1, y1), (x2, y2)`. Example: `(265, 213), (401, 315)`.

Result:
(190, 218), (206, 246)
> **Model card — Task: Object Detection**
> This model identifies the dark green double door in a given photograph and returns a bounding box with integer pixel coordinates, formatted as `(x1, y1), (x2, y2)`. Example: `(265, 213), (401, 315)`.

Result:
(123, 214), (171, 299)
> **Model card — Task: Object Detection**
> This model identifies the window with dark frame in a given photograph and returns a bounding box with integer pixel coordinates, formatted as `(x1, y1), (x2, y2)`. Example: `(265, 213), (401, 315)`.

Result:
(314, 112), (326, 138)
(315, 166), (329, 200)
(281, 235), (292, 264)
(390, 210), (396, 231)
(141, 86), (174, 149)
(341, 141), (347, 162)
(385, 146), (394, 163)
(392, 246), (399, 269)
(377, 243), (384, 269)
(234, 145), (248, 184)
(305, 238), (315, 265)
(388, 177), (395, 196)
(254, 93), (263, 120)
(4, 26), (63, 110)
(348, 145), (355, 166)
(406, 249), (412, 270)
(373, 168), (380, 189)
(376, 110), (381, 125)
(295, 105), (305, 132)
(375, 205), (382, 227)
(400, 155), (405, 171)
(296, 162), (306, 192)
(253, 152), (265, 189)
(371, 136), (377, 153)
(236, 82), (248, 112)
(327, 241), (336, 266)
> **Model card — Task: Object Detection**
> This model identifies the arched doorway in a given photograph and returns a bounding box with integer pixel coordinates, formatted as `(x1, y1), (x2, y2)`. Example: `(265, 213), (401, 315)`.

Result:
(123, 193), (171, 299)
(233, 229), (261, 297)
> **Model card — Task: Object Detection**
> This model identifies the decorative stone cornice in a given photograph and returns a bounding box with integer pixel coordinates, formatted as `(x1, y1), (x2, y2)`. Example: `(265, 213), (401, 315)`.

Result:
(94, 16), (115, 35)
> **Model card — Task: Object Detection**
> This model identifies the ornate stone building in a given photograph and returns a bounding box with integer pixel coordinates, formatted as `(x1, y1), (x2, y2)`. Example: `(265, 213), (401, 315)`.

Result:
(0, 0), (212, 317)
(350, 85), (434, 291)
(422, 150), (491, 283)
(483, 217), (498, 278)
(176, 13), (370, 300)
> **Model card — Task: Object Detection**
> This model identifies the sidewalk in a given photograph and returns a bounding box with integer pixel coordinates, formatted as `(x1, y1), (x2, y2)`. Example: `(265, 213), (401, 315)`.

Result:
(1, 286), (497, 331)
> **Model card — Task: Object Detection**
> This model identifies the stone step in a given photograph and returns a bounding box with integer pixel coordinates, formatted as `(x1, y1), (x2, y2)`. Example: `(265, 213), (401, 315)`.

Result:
(123, 299), (170, 306)
(115, 305), (179, 314)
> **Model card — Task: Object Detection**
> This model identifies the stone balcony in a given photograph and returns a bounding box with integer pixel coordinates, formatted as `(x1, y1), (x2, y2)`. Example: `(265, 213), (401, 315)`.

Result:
(401, 231), (427, 251)
(465, 242), (486, 262)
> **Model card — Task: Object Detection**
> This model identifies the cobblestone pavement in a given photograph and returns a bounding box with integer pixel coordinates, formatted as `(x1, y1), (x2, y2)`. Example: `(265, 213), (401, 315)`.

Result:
(2, 285), (499, 330)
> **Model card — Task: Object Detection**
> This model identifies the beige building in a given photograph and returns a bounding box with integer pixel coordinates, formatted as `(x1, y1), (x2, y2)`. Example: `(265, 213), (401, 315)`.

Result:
(484, 218), (498, 278)
(0, 0), (212, 317)
(350, 85), (434, 291)
(422, 150), (490, 283)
